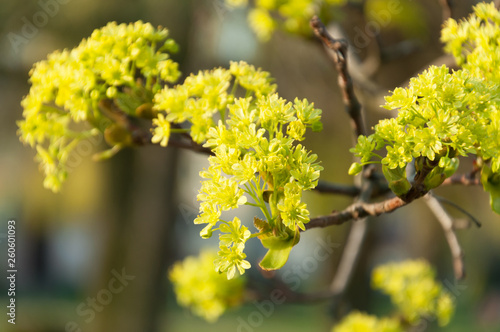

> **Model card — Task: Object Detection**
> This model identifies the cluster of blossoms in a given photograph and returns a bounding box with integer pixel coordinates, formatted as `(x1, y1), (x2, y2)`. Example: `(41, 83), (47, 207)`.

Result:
(153, 61), (276, 146)
(441, 1), (500, 82)
(168, 250), (246, 322)
(18, 21), (180, 192)
(18, 20), (324, 279)
(333, 259), (454, 331)
(225, 0), (346, 41)
(349, 3), (500, 212)
(372, 259), (455, 327)
(332, 311), (401, 332)
(154, 61), (323, 278)
(17, 5), (478, 328)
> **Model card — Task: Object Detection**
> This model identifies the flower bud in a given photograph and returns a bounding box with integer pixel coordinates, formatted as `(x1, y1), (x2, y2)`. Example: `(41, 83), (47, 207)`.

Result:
(104, 124), (132, 146)
(348, 162), (363, 175)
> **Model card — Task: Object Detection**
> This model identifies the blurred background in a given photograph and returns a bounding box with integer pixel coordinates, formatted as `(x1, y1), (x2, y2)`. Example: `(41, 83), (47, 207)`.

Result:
(1, 0), (499, 331)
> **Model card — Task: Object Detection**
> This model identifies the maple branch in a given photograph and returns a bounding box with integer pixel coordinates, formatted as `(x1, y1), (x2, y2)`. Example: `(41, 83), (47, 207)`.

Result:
(310, 16), (366, 138)
(310, 15), (371, 308)
(305, 194), (407, 229)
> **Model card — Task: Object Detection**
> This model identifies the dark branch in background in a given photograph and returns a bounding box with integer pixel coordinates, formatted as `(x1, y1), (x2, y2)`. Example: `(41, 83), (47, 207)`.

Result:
(435, 195), (482, 228)
(170, 123), (214, 155)
(310, 16), (371, 309)
(423, 193), (466, 280)
(310, 16), (366, 138)
(167, 138), (213, 155)
(322, 23), (383, 95)
(315, 176), (391, 197)
(314, 180), (360, 196)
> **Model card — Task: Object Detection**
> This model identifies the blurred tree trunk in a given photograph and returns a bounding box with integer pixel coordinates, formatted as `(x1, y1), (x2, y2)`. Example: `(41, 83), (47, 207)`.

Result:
(91, 147), (179, 332)
(87, 1), (194, 331)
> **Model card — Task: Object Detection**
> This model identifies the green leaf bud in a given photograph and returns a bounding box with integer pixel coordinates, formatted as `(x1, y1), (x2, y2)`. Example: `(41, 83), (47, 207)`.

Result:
(423, 166), (446, 191)
(382, 164), (411, 196)
(348, 162), (363, 175)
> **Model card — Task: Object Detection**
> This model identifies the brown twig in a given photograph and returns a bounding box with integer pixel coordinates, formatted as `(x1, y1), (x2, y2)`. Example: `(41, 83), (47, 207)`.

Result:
(423, 192), (466, 280)
(167, 138), (213, 155)
(306, 156), (441, 230)
(310, 15), (372, 308)
(310, 16), (365, 138)
(314, 180), (361, 196)
(322, 23), (383, 95)
(306, 193), (411, 230)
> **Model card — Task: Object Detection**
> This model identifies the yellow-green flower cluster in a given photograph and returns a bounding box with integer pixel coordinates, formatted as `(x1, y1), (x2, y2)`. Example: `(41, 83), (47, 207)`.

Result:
(331, 259), (455, 331)
(372, 259), (455, 326)
(198, 91), (322, 278)
(153, 61), (276, 144)
(442, 2), (500, 82)
(226, 0), (347, 41)
(349, 65), (488, 172)
(169, 250), (246, 322)
(18, 21), (180, 192)
(349, 3), (500, 210)
(332, 311), (402, 332)
(155, 61), (322, 278)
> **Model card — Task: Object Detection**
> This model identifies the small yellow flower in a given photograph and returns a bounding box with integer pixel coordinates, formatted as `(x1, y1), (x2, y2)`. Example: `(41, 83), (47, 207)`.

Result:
(372, 259), (455, 326)
(151, 113), (171, 147)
